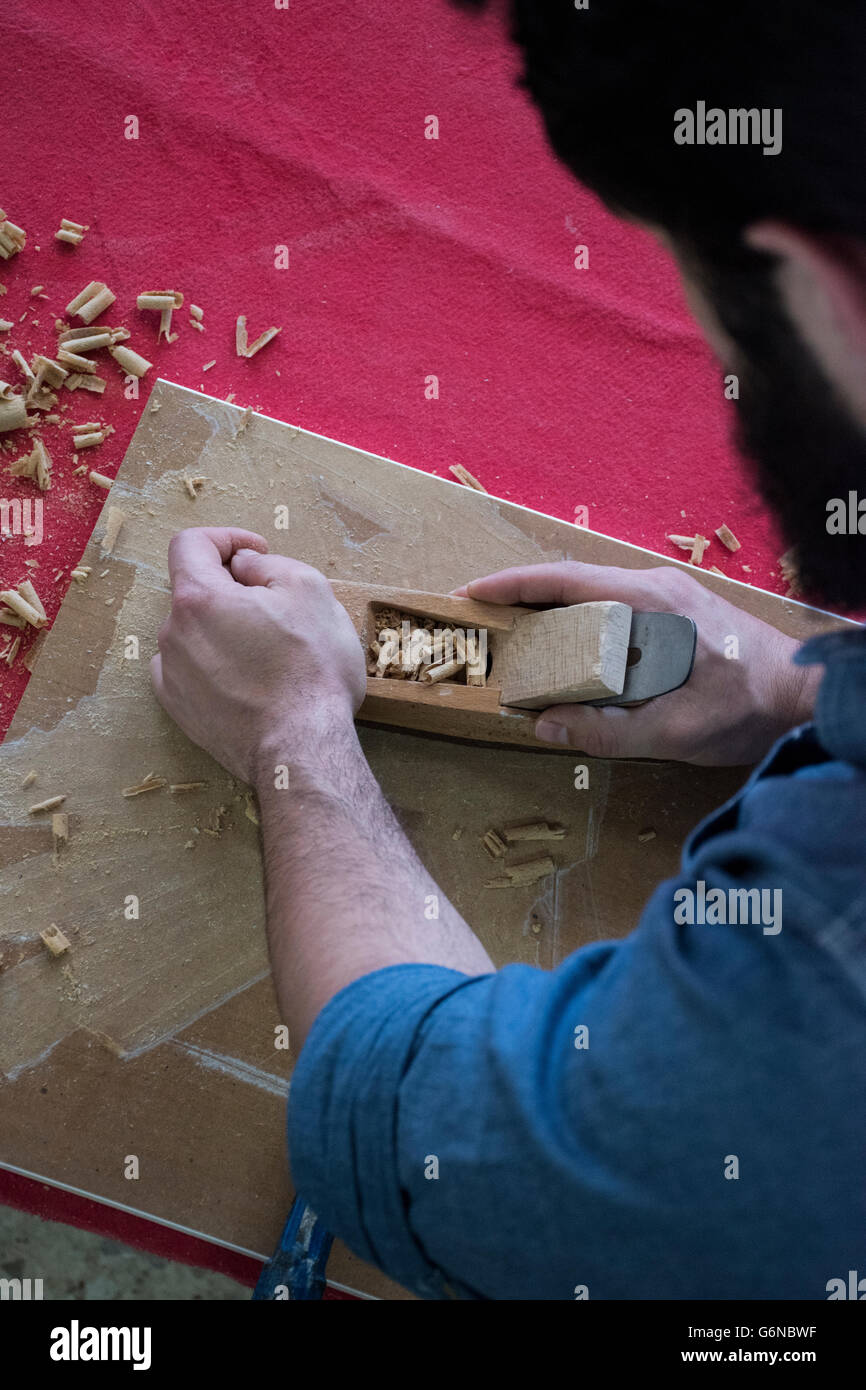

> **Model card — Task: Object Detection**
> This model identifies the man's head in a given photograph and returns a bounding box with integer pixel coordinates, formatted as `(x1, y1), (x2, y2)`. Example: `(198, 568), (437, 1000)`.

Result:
(463, 1), (866, 607)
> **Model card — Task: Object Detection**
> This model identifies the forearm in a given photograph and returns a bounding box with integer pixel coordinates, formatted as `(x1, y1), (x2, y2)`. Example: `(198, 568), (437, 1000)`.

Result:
(254, 717), (494, 1046)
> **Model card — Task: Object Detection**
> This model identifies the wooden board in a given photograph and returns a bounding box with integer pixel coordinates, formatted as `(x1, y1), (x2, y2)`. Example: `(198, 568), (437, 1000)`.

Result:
(0, 381), (850, 1298)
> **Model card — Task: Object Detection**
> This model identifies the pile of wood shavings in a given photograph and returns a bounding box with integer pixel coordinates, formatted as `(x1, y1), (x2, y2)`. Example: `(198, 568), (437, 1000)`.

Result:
(368, 606), (487, 686)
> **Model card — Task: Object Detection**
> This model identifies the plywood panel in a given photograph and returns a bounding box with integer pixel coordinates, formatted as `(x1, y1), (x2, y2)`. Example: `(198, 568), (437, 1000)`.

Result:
(0, 381), (849, 1297)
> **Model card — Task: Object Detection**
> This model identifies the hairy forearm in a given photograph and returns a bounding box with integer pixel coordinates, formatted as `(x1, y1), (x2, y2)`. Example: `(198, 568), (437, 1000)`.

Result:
(253, 719), (494, 1046)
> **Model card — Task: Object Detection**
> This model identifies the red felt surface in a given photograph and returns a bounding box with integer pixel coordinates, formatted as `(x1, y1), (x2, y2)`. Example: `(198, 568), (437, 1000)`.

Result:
(1, 0), (785, 1284)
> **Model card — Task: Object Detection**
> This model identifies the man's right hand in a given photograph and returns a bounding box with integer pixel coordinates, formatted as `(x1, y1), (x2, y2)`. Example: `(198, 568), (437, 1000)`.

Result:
(459, 562), (820, 766)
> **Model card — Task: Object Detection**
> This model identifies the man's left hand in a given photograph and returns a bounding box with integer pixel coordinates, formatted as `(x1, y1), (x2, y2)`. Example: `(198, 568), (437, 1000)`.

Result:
(151, 528), (366, 783)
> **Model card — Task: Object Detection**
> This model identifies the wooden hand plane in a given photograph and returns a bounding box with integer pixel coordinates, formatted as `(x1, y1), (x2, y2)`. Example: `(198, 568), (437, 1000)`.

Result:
(331, 581), (696, 750)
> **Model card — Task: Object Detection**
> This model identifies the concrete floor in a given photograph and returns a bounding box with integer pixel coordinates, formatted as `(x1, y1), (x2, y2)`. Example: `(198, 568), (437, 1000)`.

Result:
(0, 1205), (250, 1299)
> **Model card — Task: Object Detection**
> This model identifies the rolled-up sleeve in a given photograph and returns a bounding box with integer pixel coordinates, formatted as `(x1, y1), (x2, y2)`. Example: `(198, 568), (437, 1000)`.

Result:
(287, 964), (486, 1298)
(287, 948), (621, 1299)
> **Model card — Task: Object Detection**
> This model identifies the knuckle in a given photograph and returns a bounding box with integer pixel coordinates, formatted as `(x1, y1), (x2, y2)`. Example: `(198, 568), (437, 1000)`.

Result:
(171, 581), (207, 615)
(298, 566), (330, 596)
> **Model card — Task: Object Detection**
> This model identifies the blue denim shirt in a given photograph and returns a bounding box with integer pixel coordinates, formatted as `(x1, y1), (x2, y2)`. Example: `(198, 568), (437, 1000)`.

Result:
(287, 628), (866, 1299)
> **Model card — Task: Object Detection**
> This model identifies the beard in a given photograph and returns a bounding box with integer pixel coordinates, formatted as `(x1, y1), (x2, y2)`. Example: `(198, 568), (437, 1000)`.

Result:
(700, 246), (866, 611)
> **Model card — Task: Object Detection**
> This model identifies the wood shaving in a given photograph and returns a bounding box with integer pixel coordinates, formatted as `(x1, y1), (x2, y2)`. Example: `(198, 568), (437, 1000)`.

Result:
(136, 290), (184, 313)
(136, 290), (183, 344)
(420, 657), (465, 684)
(17, 578), (46, 621)
(0, 211), (26, 260)
(689, 534), (710, 566)
(169, 781), (207, 793)
(12, 350), (35, 380)
(88, 470), (112, 489)
(54, 218), (90, 246)
(502, 822), (566, 842)
(482, 829), (507, 859)
(28, 794), (66, 814)
(58, 331), (111, 353)
(66, 281), (116, 324)
(108, 343), (151, 378)
(486, 856), (556, 889)
(21, 770), (37, 789)
(30, 354), (68, 391)
(368, 606), (486, 686)
(101, 506), (125, 555)
(59, 324), (127, 347)
(245, 325), (280, 357)
(235, 314), (281, 358)
(715, 523), (741, 552)
(0, 586), (45, 628)
(122, 772), (167, 798)
(40, 923), (71, 958)
(0, 385), (30, 432)
(56, 353), (97, 380)
(71, 428), (111, 448)
(449, 463), (488, 493)
(9, 439), (53, 490)
(233, 406), (252, 437)
(63, 373), (106, 393)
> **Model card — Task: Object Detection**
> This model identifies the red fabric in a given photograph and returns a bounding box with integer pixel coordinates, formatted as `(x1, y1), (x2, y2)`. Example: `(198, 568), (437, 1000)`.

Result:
(0, 1168), (262, 1288)
(1, 0), (783, 1273)
(0, 1168), (355, 1297)
(0, 0), (787, 743)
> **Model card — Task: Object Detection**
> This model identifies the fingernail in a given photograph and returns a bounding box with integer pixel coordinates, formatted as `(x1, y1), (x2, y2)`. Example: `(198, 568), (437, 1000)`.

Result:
(535, 720), (570, 745)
